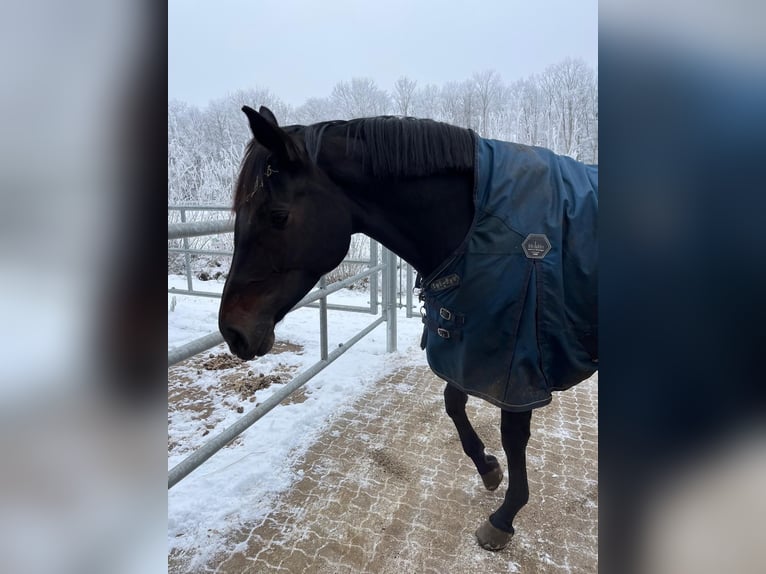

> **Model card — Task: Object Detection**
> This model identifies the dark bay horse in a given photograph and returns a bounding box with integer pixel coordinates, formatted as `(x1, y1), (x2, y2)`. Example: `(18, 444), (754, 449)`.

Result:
(219, 105), (598, 551)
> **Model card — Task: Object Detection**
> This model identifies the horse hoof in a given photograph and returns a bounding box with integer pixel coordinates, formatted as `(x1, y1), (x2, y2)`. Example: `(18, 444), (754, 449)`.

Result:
(475, 519), (513, 551)
(480, 464), (503, 491)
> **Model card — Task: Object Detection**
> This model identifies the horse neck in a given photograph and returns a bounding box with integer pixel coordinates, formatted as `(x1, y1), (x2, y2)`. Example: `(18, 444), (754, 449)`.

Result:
(341, 172), (475, 278)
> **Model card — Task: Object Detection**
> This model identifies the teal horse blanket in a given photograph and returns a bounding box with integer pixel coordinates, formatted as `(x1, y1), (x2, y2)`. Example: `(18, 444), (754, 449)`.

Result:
(420, 137), (598, 411)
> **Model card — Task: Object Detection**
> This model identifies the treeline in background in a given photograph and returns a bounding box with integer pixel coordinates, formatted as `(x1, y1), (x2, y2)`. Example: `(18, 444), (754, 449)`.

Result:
(169, 57), (597, 206)
(168, 58), (597, 276)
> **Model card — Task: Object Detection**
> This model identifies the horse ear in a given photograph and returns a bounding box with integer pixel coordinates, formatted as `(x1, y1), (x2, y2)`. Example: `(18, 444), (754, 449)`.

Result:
(241, 105), (295, 162)
(258, 105), (279, 126)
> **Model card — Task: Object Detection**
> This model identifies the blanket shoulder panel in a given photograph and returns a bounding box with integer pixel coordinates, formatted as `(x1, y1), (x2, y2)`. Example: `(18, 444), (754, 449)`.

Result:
(422, 138), (598, 411)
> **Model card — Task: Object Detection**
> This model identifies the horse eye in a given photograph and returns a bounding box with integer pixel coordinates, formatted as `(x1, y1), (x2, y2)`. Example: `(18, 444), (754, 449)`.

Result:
(270, 210), (289, 228)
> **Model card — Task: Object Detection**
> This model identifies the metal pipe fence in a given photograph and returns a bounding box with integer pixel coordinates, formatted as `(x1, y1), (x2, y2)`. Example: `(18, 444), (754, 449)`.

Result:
(167, 206), (232, 296)
(168, 315), (385, 489)
(167, 218), (235, 240)
(168, 205), (231, 211)
(168, 206), (418, 314)
(168, 257), (387, 368)
(168, 207), (406, 488)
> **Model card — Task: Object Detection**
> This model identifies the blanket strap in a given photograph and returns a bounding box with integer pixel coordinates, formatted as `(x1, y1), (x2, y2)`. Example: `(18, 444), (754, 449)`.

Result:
(420, 306), (465, 346)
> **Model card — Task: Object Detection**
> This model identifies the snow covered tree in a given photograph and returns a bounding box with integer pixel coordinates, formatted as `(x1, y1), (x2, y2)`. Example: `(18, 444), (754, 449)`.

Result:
(331, 78), (391, 119)
(539, 58), (596, 161)
(411, 83), (440, 119)
(294, 97), (339, 124)
(472, 70), (504, 137)
(392, 76), (418, 116)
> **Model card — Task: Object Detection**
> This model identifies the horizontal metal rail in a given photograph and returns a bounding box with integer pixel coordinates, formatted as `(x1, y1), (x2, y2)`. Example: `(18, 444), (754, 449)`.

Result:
(168, 205), (230, 211)
(292, 264), (384, 308)
(170, 285), (377, 314)
(168, 247), (233, 257)
(336, 259), (375, 265)
(168, 292), (378, 314)
(168, 315), (386, 489)
(168, 288), (223, 299)
(168, 331), (225, 367)
(168, 219), (234, 240)
(304, 302), (375, 314)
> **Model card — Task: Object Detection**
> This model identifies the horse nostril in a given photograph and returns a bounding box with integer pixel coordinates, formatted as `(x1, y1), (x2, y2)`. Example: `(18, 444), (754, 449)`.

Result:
(222, 325), (249, 356)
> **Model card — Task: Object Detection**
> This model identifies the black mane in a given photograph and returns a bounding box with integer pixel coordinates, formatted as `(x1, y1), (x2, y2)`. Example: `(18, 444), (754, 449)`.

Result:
(234, 116), (475, 210)
(304, 116), (475, 179)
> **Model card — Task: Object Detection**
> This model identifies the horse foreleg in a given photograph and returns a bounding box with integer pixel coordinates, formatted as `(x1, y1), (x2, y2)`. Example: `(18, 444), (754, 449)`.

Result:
(443, 383), (503, 490)
(475, 409), (532, 551)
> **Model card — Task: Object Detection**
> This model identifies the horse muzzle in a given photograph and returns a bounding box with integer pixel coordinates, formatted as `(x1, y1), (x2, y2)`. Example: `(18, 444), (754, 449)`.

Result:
(220, 321), (275, 360)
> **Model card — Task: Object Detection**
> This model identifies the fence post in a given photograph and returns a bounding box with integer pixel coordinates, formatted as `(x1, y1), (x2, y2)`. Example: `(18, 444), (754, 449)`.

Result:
(406, 262), (414, 318)
(319, 275), (328, 360)
(396, 260), (404, 308)
(180, 208), (194, 293)
(385, 249), (397, 352)
(369, 239), (378, 314)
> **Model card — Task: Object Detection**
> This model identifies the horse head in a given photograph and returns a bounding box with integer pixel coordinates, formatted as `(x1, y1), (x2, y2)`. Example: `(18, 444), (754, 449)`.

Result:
(218, 106), (353, 359)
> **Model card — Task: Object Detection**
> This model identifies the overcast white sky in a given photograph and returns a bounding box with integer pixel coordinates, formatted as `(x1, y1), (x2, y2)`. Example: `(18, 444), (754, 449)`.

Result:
(169, 0), (597, 107)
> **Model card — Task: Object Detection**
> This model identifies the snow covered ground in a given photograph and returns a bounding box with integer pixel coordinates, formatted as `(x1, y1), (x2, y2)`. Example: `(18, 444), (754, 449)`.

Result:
(168, 274), (425, 567)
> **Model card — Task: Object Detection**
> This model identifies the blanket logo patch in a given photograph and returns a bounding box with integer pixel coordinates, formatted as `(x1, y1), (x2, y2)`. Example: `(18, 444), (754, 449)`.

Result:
(522, 234), (551, 259)
(430, 273), (460, 291)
